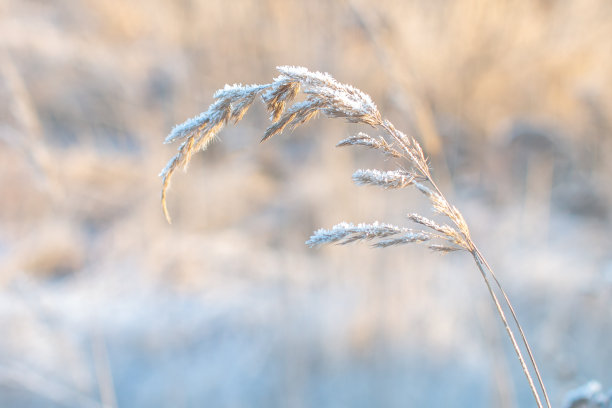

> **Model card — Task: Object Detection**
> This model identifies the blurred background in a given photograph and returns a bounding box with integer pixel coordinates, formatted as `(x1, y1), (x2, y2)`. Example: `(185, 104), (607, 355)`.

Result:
(1, 0), (611, 407)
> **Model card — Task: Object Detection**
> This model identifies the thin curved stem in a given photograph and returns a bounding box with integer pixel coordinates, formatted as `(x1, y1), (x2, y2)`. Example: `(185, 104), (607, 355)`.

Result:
(474, 247), (552, 408)
(415, 167), (550, 407)
(471, 250), (549, 408)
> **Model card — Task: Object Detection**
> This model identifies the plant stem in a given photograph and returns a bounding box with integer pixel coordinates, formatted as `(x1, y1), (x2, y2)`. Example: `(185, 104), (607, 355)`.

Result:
(426, 170), (550, 407)
(474, 248), (551, 408)
(471, 250), (549, 408)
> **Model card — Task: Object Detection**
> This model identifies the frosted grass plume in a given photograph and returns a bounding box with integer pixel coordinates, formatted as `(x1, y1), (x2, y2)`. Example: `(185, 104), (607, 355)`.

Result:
(352, 169), (422, 189)
(305, 221), (431, 247)
(161, 66), (551, 408)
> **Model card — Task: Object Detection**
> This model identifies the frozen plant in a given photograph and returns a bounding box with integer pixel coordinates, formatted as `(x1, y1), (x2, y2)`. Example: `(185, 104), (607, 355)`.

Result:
(160, 66), (551, 408)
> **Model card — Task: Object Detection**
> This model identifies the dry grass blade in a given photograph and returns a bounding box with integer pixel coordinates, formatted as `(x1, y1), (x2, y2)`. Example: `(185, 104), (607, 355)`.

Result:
(161, 66), (551, 408)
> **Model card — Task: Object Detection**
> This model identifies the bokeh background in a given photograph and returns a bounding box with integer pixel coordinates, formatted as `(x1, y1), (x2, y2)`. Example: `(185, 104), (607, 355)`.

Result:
(1, 0), (611, 407)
